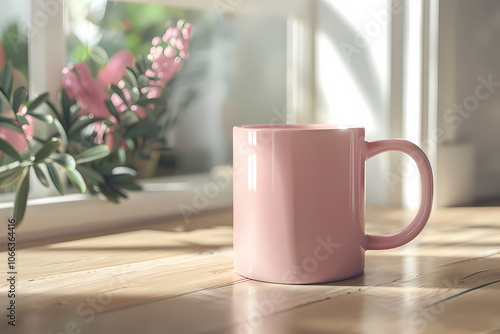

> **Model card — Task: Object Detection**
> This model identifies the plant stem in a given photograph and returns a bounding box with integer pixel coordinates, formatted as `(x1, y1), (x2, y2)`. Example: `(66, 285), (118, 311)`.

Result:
(0, 159), (34, 173)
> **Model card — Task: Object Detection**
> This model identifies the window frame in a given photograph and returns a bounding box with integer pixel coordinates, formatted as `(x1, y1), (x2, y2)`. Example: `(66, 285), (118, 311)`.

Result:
(0, 0), (316, 239)
(1, 0), (444, 239)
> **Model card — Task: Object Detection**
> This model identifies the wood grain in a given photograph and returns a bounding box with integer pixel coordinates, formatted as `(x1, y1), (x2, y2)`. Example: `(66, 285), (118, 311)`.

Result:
(1, 207), (499, 334)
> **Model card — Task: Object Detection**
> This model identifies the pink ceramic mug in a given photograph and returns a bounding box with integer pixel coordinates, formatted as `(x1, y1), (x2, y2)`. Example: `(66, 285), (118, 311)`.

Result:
(233, 124), (433, 284)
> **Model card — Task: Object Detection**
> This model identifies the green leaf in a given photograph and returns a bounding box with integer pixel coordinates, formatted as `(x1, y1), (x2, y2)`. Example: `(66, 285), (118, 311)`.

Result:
(143, 57), (153, 69)
(135, 58), (145, 75)
(69, 104), (81, 120)
(137, 74), (150, 87)
(0, 61), (13, 98)
(90, 45), (109, 65)
(26, 92), (49, 113)
(116, 182), (142, 191)
(66, 169), (86, 193)
(125, 66), (137, 77)
(33, 164), (50, 187)
(0, 115), (16, 123)
(29, 113), (53, 123)
(74, 145), (110, 164)
(93, 163), (114, 175)
(124, 121), (157, 139)
(0, 159), (22, 175)
(13, 86), (27, 113)
(104, 99), (121, 124)
(68, 115), (106, 136)
(59, 90), (80, 129)
(109, 84), (128, 105)
(0, 87), (14, 113)
(53, 119), (68, 150)
(121, 110), (139, 127)
(109, 173), (133, 184)
(0, 167), (26, 189)
(34, 138), (61, 163)
(117, 147), (126, 165)
(109, 183), (128, 199)
(16, 114), (29, 126)
(50, 153), (76, 170)
(0, 119), (23, 134)
(45, 100), (64, 125)
(125, 139), (135, 150)
(129, 87), (140, 104)
(0, 137), (22, 161)
(46, 162), (64, 195)
(0, 166), (20, 180)
(97, 183), (120, 203)
(59, 89), (72, 127)
(12, 168), (30, 225)
(123, 67), (138, 88)
(76, 165), (104, 183)
(111, 166), (137, 176)
(102, 119), (115, 127)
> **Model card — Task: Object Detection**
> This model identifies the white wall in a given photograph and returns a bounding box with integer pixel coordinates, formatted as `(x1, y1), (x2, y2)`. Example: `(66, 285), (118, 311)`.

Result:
(170, 12), (287, 173)
(315, 0), (391, 205)
(450, 0), (500, 202)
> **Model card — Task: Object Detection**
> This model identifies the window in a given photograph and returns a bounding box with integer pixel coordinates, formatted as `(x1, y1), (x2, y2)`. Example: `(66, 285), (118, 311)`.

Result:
(63, 0), (289, 176)
(1, 0), (446, 237)
(0, 1), (30, 196)
(0, 0), (312, 237)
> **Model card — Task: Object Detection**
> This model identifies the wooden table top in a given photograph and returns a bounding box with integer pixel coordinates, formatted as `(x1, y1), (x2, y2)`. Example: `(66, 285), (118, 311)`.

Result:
(1, 206), (500, 334)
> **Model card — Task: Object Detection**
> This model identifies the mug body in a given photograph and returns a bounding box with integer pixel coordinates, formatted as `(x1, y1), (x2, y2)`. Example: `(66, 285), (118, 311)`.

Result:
(233, 124), (367, 284)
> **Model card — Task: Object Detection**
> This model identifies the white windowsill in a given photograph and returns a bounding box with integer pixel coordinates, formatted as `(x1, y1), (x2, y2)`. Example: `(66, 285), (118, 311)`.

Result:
(0, 172), (233, 243)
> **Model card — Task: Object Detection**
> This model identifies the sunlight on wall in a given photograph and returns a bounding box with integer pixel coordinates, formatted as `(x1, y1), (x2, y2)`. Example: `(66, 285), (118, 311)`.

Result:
(402, 0), (422, 209)
(315, 0), (390, 206)
(316, 31), (375, 130)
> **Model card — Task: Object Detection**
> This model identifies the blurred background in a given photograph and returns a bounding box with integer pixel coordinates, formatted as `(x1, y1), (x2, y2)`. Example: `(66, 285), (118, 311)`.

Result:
(1, 0), (499, 209)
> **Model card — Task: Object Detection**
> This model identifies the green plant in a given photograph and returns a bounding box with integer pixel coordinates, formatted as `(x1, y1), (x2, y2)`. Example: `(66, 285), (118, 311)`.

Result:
(0, 62), (141, 226)
(0, 19), (193, 226)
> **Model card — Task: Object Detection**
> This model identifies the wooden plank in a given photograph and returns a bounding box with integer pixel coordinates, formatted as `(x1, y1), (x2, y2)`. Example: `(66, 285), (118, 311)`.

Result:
(0, 207), (499, 334)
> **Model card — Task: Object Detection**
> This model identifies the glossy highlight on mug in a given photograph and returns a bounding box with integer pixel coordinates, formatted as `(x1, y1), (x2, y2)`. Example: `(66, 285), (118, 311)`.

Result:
(233, 124), (433, 284)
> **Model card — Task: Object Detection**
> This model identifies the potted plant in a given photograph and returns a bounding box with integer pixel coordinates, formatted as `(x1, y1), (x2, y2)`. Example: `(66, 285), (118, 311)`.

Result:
(0, 20), (192, 225)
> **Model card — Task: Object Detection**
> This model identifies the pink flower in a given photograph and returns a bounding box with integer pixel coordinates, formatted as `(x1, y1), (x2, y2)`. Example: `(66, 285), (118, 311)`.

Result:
(0, 65), (34, 159)
(152, 36), (162, 47)
(58, 20), (192, 150)
(150, 56), (181, 85)
(0, 127), (27, 156)
(104, 128), (114, 149)
(163, 46), (175, 58)
(130, 105), (146, 118)
(182, 23), (193, 39)
(145, 87), (162, 99)
(98, 50), (135, 88)
(110, 88), (146, 118)
(163, 27), (181, 42)
(0, 108), (34, 158)
(62, 63), (109, 118)
(110, 89), (131, 113)
(62, 50), (141, 150)
(175, 39), (189, 51)
(149, 20), (192, 87)
(63, 50), (135, 120)
(22, 115), (34, 138)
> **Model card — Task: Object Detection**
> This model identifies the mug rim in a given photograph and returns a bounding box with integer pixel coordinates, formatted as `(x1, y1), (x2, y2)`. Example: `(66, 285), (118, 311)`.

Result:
(234, 124), (364, 131)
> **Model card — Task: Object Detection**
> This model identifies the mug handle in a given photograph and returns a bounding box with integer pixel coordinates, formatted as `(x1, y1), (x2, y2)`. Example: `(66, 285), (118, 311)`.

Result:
(365, 139), (434, 250)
